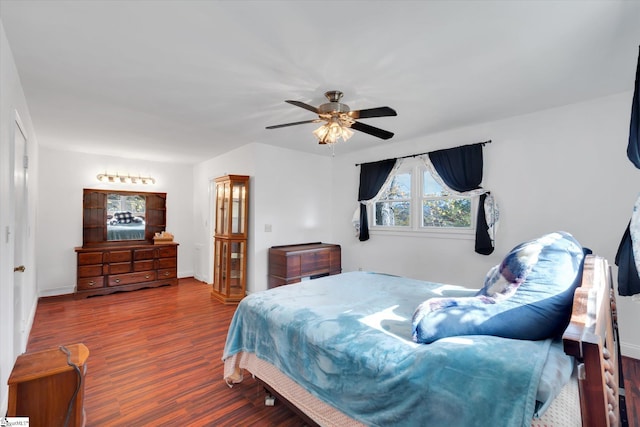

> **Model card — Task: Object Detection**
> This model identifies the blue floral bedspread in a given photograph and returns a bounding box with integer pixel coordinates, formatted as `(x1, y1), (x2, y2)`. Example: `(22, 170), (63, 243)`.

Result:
(223, 272), (552, 427)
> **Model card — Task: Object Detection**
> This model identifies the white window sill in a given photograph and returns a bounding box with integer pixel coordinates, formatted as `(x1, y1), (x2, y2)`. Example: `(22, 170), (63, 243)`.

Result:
(369, 227), (475, 240)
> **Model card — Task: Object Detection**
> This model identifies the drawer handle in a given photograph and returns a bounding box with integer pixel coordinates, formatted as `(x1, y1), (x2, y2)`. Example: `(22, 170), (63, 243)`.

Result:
(88, 281), (95, 286)
(114, 279), (121, 283)
(163, 272), (169, 276)
(145, 275), (151, 279)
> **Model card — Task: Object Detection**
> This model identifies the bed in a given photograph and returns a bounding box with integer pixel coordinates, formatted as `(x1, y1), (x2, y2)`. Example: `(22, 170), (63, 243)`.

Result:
(222, 232), (623, 427)
(107, 211), (145, 240)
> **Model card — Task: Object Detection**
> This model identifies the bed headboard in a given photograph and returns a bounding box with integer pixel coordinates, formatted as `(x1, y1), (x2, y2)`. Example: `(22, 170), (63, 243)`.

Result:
(563, 255), (623, 427)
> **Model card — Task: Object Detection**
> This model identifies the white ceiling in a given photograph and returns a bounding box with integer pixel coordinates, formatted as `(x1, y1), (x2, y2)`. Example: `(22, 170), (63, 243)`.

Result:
(1, 0), (639, 164)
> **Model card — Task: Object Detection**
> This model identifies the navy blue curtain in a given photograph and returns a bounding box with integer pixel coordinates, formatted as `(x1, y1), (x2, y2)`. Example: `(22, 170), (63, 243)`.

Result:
(617, 46), (640, 296)
(626, 46), (640, 168)
(357, 159), (397, 241)
(475, 193), (493, 255)
(429, 143), (493, 255)
(429, 143), (483, 192)
(615, 222), (640, 296)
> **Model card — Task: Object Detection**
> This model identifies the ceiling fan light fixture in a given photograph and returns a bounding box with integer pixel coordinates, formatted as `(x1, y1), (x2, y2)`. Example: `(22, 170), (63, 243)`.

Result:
(267, 90), (396, 149)
(313, 118), (354, 144)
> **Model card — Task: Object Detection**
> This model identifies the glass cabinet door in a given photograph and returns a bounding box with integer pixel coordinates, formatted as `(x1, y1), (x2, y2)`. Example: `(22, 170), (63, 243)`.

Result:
(215, 181), (230, 236)
(231, 182), (246, 235)
(227, 240), (246, 298)
(213, 239), (224, 293)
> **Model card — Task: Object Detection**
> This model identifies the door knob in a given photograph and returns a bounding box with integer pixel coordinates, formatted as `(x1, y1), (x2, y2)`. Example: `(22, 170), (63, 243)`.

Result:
(14, 265), (25, 272)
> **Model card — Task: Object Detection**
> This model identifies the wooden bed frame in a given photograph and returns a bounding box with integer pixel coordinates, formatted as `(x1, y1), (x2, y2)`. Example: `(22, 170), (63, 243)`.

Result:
(251, 255), (625, 427)
(562, 255), (625, 427)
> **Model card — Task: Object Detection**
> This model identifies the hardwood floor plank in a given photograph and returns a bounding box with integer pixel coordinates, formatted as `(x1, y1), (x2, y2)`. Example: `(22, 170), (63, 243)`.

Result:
(25, 278), (639, 427)
(622, 355), (640, 426)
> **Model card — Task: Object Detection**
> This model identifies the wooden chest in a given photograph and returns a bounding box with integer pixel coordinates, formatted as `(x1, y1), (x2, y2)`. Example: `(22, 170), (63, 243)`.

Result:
(268, 242), (341, 288)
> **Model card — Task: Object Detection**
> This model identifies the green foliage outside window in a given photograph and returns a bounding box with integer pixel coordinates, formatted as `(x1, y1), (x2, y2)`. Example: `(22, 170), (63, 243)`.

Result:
(375, 174), (411, 226)
(107, 194), (145, 214)
(372, 164), (473, 231)
(422, 199), (471, 227)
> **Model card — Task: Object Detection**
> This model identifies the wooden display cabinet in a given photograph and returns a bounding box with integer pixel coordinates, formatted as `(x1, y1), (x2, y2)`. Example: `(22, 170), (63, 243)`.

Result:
(212, 174), (249, 304)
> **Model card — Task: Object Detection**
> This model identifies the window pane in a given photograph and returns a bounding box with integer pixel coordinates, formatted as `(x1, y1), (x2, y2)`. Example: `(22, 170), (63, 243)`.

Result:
(422, 198), (471, 227)
(375, 201), (410, 226)
(423, 171), (446, 196)
(379, 173), (411, 200)
(107, 194), (145, 216)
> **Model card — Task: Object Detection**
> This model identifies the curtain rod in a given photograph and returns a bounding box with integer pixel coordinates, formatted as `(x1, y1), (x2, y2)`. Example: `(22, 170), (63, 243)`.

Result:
(354, 139), (492, 167)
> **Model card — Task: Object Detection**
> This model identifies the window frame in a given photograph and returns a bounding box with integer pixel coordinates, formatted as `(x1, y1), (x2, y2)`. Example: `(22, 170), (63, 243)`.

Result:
(370, 158), (477, 240)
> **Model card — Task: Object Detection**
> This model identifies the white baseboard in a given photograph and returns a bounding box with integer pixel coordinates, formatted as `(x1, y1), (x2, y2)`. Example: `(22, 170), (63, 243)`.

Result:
(621, 341), (640, 360)
(193, 273), (211, 284)
(178, 270), (194, 279)
(39, 286), (75, 298)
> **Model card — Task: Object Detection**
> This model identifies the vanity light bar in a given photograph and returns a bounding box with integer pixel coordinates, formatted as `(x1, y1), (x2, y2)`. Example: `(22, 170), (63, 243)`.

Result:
(96, 173), (156, 185)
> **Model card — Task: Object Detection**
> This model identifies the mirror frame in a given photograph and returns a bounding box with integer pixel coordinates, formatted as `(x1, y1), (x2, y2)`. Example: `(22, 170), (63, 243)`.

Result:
(82, 188), (167, 246)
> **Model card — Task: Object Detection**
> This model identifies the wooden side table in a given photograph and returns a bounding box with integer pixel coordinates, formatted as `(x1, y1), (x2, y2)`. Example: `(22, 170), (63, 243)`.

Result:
(7, 343), (89, 427)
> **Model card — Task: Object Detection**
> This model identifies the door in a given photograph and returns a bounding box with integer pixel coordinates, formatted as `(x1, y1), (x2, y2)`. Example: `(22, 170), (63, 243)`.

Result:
(13, 114), (28, 355)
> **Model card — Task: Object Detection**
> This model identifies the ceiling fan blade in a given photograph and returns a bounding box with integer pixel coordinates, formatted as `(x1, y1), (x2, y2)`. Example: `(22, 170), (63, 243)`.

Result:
(285, 100), (319, 114)
(351, 121), (395, 140)
(348, 106), (397, 119)
(266, 119), (320, 129)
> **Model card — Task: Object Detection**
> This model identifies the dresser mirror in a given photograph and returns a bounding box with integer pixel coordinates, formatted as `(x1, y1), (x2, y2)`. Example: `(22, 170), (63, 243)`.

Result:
(82, 188), (167, 246)
(106, 193), (146, 241)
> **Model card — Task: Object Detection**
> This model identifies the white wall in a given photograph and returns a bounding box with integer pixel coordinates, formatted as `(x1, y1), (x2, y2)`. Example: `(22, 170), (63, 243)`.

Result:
(0, 21), (40, 416)
(252, 144), (333, 292)
(37, 147), (195, 296)
(330, 91), (640, 358)
(192, 143), (257, 287)
(192, 142), (332, 293)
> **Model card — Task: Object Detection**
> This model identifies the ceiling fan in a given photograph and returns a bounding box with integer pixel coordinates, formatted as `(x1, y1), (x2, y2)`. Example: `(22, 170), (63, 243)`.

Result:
(266, 91), (397, 144)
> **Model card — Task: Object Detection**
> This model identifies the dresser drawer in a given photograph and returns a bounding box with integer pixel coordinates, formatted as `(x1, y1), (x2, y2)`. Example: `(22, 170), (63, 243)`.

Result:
(108, 271), (156, 287)
(109, 262), (132, 274)
(157, 268), (177, 280)
(158, 245), (177, 258)
(134, 248), (156, 260)
(134, 260), (154, 272)
(158, 257), (177, 269)
(78, 252), (103, 265)
(107, 250), (131, 263)
(77, 276), (104, 290)
(78, 265), (103, 278)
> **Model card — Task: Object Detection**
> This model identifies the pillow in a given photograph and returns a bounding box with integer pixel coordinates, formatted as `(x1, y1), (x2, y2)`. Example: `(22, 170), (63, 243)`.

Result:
(412, 231), (586, 344)
(114, 211), (134, 224)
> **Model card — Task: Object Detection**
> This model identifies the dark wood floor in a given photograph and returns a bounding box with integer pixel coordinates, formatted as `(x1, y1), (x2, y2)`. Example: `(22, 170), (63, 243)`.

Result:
(26, 278), (639, 427)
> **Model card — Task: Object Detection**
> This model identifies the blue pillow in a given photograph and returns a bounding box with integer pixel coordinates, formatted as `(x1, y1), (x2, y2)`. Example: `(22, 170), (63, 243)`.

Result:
(114, 211), (134, 224)
(412, 231), (586, 344)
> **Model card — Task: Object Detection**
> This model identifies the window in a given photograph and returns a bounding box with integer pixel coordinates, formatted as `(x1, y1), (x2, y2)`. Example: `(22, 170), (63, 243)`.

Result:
(421, 171), (472, 228)
(374, 172), (411, 227)
(372, 159), (475, 235)
(107, 193), (146, 218)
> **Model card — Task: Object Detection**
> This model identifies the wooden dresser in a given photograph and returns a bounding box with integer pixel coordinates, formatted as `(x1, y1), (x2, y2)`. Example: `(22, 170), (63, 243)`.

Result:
(268, 242), (341, 288)
(74, 242), (178, 298)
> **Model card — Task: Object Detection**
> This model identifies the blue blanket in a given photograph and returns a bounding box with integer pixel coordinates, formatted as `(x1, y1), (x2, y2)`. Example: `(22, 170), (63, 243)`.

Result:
(107, 223), (145, 241)
(223, 272), (552, 427)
